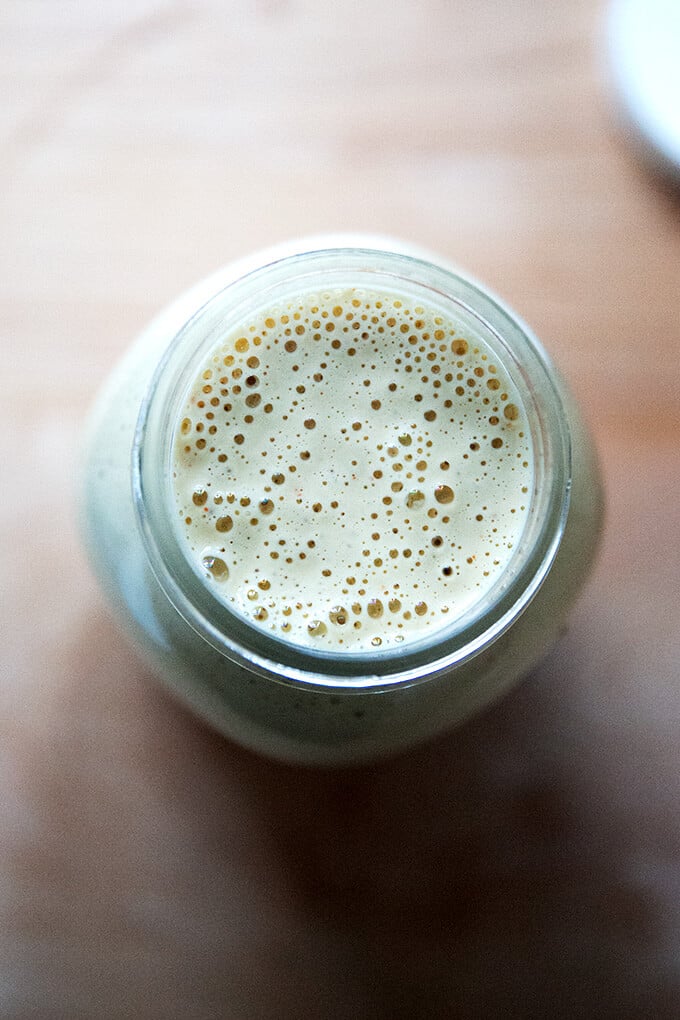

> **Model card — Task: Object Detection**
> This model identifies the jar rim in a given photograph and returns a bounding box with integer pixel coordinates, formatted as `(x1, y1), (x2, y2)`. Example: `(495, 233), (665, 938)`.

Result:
(133, 247), (571, 689)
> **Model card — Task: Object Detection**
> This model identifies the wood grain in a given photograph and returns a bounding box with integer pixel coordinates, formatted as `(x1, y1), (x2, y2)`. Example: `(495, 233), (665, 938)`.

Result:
(2, 1), (680, 1016)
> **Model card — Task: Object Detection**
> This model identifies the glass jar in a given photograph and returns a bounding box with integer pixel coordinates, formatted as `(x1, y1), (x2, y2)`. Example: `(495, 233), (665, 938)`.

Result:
(82, 238), (603, 765)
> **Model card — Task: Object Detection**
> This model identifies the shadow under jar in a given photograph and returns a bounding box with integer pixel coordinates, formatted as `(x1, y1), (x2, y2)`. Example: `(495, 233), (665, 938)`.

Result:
(82, 239), (603, 765)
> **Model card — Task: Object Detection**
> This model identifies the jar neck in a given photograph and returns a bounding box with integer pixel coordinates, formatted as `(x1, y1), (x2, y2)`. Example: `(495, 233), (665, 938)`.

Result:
(133, 248), (571, 689)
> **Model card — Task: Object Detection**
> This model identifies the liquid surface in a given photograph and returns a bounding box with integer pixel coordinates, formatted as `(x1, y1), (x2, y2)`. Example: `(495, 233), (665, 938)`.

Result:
(172, 287), (533, 652)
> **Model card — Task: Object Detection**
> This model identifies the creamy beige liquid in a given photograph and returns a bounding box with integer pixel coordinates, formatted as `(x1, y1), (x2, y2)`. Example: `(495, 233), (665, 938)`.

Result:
(172, 285), (533, 652)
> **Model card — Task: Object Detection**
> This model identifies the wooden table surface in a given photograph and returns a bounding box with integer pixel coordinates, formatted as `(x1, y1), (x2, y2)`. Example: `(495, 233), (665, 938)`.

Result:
(3, 2), (680, 1017)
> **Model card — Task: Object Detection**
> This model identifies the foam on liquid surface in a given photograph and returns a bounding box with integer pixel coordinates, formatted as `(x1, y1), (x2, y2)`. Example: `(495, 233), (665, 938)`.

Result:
(172, 287), (533, 652)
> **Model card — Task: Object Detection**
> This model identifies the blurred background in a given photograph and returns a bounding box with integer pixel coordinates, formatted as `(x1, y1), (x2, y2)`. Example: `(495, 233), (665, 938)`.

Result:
(7, 0), (679, 413)
(2, 1), (680, 1017)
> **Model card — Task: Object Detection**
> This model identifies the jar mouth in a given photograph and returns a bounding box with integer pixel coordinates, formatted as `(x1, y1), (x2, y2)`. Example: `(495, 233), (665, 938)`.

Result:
(133, 248), (571, 689)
